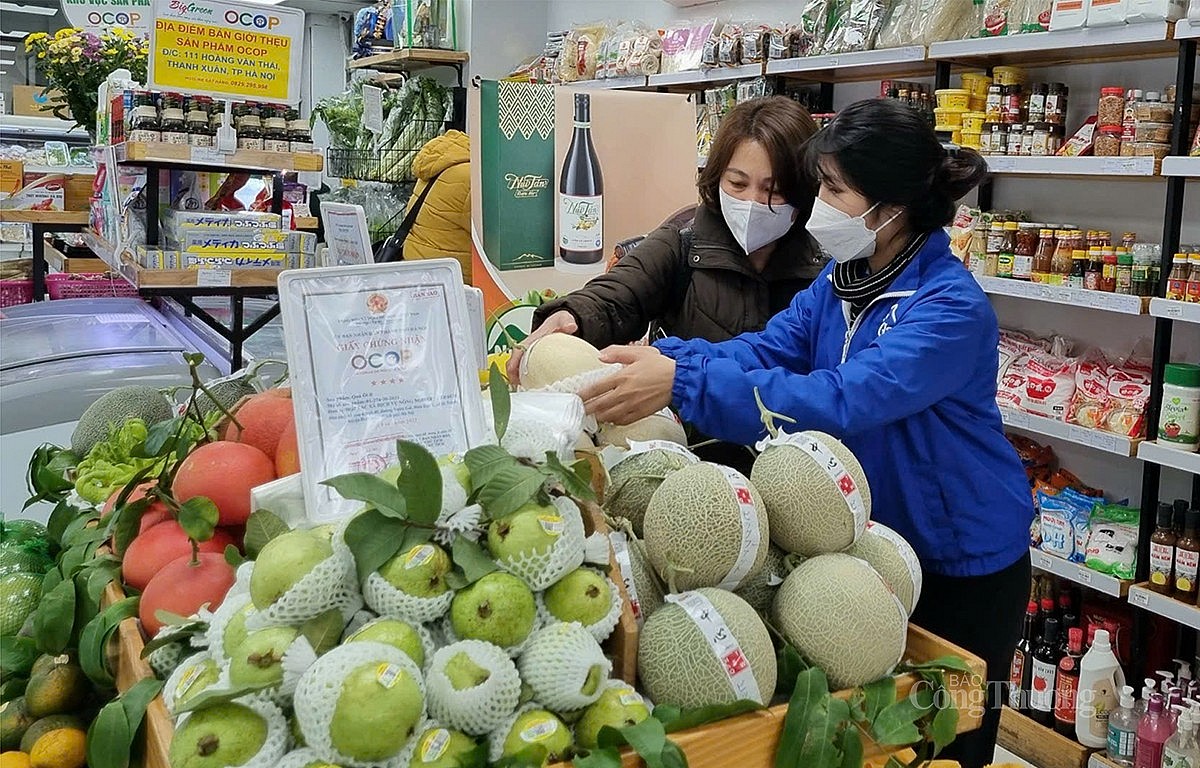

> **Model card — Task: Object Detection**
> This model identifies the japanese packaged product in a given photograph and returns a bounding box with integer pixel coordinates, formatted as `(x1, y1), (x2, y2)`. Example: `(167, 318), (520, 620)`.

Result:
(661, 18), (717, 74)
(1014, 0), (1054, 31)
(1125, 0), (1188, 20)
(1087, 0), (1130, 26)
(557, 22), (611, 82)
(1050, 0), (1091, 29)
(1085, 504), (1139, 580)
(1023, 347), (1079, 421)
(717, 22), (743, 67)
(1067, 349), (1112, 429)
(1038, 488), (1095, 562)
(1103, 355), (1152, 438)
(821, 0), (889, 55)
(982, 0), (1015, 35)
(997, 354), (1032, 411)
(796, 0), (832, 56)
(741, 23), (772, 64)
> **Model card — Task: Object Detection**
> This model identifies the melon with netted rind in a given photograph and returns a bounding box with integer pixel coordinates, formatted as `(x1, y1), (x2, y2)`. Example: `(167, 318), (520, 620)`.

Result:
(772, 553), (907, 690)
(519, 334), (606, 391)
(643, 462), (769, 592)
(637, 588), (776, 708)
(597, 413), (688, 450)
(604, 446), (698, 536)
(845, 522), (923, 616)
(751, 432), (871, 557)
(733, 544), (789, 616)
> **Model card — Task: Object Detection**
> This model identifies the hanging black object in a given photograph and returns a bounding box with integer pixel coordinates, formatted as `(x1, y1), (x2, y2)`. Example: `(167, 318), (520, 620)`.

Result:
(374, 170), (444, 263)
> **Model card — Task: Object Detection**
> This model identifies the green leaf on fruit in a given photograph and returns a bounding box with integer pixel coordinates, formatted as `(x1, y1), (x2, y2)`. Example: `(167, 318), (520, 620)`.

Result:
(110, 497), (151, 557)
(776, 666), (830, 768)
(599, 716), (669, 768)
(224, 544), (247, 569)
(152, 609), (195, 628)
(451, 534), (498, 584)
(34, 575), (77, 654)
(395, 439), (442, 526)
(930, 699), (959, 752)
(489, 363), (511, 442)
(79, 596), (138, 688)
(653, 699), (763, 734)
(541, 452), (596, 502)
(492, 745), (549, 768)
(573, 747), (623, 768)
(871, 696), (924, 745)
(177, 497), (219, 543)
(476, 463), (545, 519)
(139, 417), (182, 457)
(87, 696), (132, 768)
(173, 679), (275, 714)
(0, 635), (38, 678)
(896, 655), (974, 675)
(121, 676), (164, 733)
(861, 675), (896, 726)
(322, 472), (408, 519)
(243, 509), (290, 558)
(301, 609), (346, 655)
(839, 726), (863, 768)
(343, 509), (408, 584)
(464, 444), (519, 490)
(139, 620), (207, 659)
(46, 499), (80, 549)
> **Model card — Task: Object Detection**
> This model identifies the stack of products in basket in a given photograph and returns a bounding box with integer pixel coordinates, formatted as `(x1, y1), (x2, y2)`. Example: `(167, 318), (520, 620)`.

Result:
(1049, 0), (1190, 30)
(1014, 432), (1137, 581)
(997, 328), (1152, 439)
(951, 206), (1162, 295)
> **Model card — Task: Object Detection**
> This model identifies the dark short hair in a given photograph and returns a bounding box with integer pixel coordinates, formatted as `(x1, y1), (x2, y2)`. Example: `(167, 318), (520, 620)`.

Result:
(804, 99), (988, 232)
(697, 97), (818, 219)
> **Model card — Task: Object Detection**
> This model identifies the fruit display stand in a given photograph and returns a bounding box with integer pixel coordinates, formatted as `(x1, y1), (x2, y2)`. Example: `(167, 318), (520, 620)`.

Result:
(997, 706), (1092, 768)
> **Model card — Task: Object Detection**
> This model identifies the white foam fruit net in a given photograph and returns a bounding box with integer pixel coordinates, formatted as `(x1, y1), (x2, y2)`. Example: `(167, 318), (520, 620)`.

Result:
(425, 639), (522, 736)
(293, 641), (426, 768)
(486, 702), (567, 765)
(204, 592), (254, 664)
(246, 526), (363, 630)
(229, 560), (256, 599)
(172, 696), (288, 768)
(535, 571), (623, 643)
(517, 622), (611, 713)
(362, 572), (455, 625)
(163, 652), (218, 717)
(276, 747), (326, 768)
(494, 495), (586, 591)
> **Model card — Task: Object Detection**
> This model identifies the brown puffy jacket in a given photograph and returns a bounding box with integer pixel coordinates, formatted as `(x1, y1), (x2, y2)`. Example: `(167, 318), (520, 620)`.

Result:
(533, 203), (825, 348)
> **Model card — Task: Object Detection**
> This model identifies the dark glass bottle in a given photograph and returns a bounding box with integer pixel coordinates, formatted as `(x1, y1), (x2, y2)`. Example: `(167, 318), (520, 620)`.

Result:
(1030, 617), (1062, 726)
(1054, 627), (1084, 735)
(558, 92), (604, 266)
(1009, 600), (1039, 713)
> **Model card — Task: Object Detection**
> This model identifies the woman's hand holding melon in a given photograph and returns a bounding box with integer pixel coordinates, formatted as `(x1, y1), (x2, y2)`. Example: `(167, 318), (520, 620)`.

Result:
(506, 310), (577, 385)
(579, 345), (676, 426)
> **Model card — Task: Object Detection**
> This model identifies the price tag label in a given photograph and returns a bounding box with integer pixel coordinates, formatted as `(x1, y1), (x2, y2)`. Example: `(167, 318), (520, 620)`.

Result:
(196, 268), (232, 287)
(1131, 589), (1150, 607)
(990, 157), (1015, 172)
(1077, 568), (1093, 584)
(1166, 302), (1184, 317)
(189, 146), (225, 164)
(1032, 551), (1052, 570)
(363, 85), (384, 136)
(828, 57), (840, 66)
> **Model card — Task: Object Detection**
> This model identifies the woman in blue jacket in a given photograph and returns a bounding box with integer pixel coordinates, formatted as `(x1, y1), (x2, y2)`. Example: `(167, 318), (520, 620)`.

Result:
(580, 99), (1034, 767)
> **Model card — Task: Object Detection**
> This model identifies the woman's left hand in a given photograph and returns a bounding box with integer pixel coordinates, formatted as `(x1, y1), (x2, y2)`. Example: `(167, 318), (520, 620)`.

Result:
(579, 346), (677, 426)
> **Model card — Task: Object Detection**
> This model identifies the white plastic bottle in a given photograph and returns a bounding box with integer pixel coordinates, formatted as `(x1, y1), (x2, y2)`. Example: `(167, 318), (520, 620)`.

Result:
(1108, 686), (1138, 767)
(96, 68), (134, 144)
(1078, 629), (1128, 747)
(1162, 707), (1199, 767)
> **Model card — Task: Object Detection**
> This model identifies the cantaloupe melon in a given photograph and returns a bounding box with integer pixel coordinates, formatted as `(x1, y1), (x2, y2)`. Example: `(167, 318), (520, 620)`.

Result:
(604, 444), (699, 535)
(772, 553), (907, 690)
(751, 432), (871, 557)
(596, 412), (688, 450)
(643, 462), (769, 592)
(638, 588), (776, 708)
(609, 530), (664, 623)
(845, 522), (923, 616)
(518, 334), (606, 391)
(733, 544), (789, 616)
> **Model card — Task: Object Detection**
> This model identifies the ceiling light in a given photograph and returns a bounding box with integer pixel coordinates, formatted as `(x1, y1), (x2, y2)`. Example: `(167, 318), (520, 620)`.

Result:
(0, 3), (58, 16)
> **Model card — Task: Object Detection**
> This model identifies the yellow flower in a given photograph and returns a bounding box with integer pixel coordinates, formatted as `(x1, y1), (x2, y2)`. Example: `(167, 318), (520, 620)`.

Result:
(55, 28), (74, 39)
(37, 51), (45, 58)
(105, 48), (116, 55)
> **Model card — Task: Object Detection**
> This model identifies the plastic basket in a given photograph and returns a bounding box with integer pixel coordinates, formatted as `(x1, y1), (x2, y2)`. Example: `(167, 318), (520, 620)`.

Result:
(46, 272), (139, 300)
(0, 279), (33, 307)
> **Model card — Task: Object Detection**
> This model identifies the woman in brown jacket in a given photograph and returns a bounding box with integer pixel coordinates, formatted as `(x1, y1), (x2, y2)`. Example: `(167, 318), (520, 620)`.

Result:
(507, 96), (823, 468)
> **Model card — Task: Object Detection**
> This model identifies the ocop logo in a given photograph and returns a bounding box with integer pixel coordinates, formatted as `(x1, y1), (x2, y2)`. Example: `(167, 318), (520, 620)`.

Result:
(351, 350), (413, 370)
(88, 11), (141, 26)
(225, 9), (281, 30)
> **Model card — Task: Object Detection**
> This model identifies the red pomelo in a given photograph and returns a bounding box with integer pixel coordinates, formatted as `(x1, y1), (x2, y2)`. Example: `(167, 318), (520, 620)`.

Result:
(173, 441), (276, 526)
(121, 522), (235, 591)
(139, 552), (235, 637)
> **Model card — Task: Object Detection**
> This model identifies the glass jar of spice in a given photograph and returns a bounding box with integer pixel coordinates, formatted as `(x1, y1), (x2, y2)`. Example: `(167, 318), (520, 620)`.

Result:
(1068, 250), (1088, 288)
(1028, 83), (1048, 123)
(128, 91), (160, 143)
(998, 222), (1019, 278)
(1003, 85), (1024, 124)
(262, 105), (291, 153)
(1116, 250), (1134, 295)
(1014, 223), (1039, 279)
(159, 93), (188, 145)
(1033, 228), (1056, 281)
(1051, 230), (1074, 281)
(986, 84), (1003, 123)
(1085, 248), (1104, 290)
(1094, 126), (1123, 157)
(1098, 87), (1126, 128)
(1168, 253), (1190, 300)
(1045, 83), (1068, 125)
(1101, 249), (1118, 292)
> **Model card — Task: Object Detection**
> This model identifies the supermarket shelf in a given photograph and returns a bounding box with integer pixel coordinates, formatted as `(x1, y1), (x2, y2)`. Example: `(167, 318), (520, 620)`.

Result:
(1162, 156), (1200, 178)
(0, 210), (90, 225)
(1128, 583), (1200, 631)
(568, 76), (648, 90)
(648, 63), (764, 88)
(766, 46), (930, 81)
(114, 142), (324, 173)
(999, 407), (1140, 456)
(44, 242), (108, 274)
(975, 275), (1150, 315)
(347, 47), (469, 73)
(985, 155), (1159, 177)
(1176, 18), (1199, 39)
(928, 22), (1176, 66)
(1030, 548), (1131, 597)
(1138, 441), (1200, 474)
(1150, 297), (1200, 323)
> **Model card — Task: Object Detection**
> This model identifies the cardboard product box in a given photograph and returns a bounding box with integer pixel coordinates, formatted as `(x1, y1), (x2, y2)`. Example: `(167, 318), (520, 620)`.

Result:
(11, 85), (70, 118)
(0, 164), (65, 211)
(178, 229), (315, 255)
(480, 80), (556, 271)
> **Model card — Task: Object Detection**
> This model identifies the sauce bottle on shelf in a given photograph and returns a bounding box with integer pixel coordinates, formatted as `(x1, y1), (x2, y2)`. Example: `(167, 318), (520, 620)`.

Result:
(1010, 599), (1039, 713)
(968, 222), (989, 276)
(1188, 254), (1200, 304)
(987, 221), (1006, 278)
(1055, 627), (1085, 736)
(1108, 686), (1138, 767)
(1116, 250), (1134, 295)
(1069, 250), (1088, 289)
(1033, 227), (1055, 280)
(1176, 508), (1200, 603)
(1151, 503), (1179, 594)
(1049, 229), (1073, 283)
(1060, 590), (1078, 638)
(1031, 617), (1062, 727)
(1101, 249), (1119, 292)
(1086, 248), (1105, 291)
(1168, 254), (1190, 301)
(998, 221), (1019, 279)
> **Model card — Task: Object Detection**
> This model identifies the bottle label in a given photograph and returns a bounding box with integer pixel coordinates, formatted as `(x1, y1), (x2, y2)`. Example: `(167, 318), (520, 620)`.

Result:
(1137, 741), (1165, 768)
(559, 194), (603, 252)
(162, 130), (190, 146)
(1029, 658), (1057, 713)
(1008, 649), (1026, 709)
(1189, 280), (1200, 304)
(1108, 724), (1136, 759)
(1159, 392), (1200, 446)
(1176, 548), (1199, 593)
(129, 129), (160, 143)
(1163, 746), (1198, 768)
(189, 134), (214, 148)
(1080, 677), (1119, 741)
(237, 137), (264, 151)
(1013, 255), (1034, 279)
(1151, 541), (1175, 585)
(997, 253), (1014, 278)
(263, 139), (291, 153)
(1168, 278), (1188, 301)
(1053, 668), (1079, 728)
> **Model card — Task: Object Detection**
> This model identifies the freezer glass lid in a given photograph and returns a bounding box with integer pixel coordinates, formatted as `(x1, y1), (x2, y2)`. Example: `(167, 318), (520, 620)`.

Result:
(1, 313), (186, 370)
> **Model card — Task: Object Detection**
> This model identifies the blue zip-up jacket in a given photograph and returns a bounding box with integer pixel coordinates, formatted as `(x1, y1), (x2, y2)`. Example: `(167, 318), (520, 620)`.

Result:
(654, 230), (1033, 578)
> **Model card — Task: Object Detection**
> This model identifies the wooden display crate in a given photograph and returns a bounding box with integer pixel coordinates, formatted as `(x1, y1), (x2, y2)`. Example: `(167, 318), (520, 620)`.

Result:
(45, 242), (112, 274)
(997, 706), (1094, 768)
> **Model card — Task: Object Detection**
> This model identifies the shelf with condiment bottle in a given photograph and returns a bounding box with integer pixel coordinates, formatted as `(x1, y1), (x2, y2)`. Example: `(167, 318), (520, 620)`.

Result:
(984, 155), (1160, 177)
(975, 275), (1151, 315)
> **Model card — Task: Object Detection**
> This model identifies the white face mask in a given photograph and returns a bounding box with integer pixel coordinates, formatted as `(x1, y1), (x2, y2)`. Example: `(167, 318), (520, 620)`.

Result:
(719, 187), (796, 255)
(805, 197), (903, 264)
